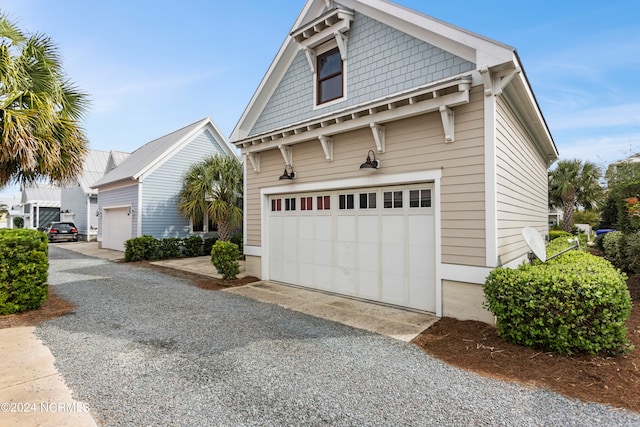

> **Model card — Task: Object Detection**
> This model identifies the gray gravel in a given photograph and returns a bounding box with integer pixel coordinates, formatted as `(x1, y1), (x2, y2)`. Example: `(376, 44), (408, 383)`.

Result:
(36, 245), (640, 426)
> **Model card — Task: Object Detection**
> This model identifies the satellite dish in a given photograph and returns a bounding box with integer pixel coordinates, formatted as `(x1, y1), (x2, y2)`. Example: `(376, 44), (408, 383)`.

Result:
(522, 227), (546, 262)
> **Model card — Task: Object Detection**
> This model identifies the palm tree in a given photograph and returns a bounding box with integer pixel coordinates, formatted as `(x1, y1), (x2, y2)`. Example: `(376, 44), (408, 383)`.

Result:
(549, 159), (603, 232)
(178, 154), (243, 241)
(0, 13), (89, 187)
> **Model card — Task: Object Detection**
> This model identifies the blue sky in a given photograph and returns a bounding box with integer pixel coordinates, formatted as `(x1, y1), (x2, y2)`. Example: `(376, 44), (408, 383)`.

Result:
(1, 0), (639, 197)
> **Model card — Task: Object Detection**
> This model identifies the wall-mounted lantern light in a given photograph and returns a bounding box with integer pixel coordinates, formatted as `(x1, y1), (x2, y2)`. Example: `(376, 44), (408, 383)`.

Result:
(279, 164), (296, 180)
(359, 150), (380, 170)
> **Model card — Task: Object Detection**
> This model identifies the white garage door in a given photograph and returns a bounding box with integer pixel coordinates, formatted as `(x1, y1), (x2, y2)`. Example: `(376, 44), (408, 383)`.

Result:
(268, 184), (436, 312)
(102, 207), (132, 251)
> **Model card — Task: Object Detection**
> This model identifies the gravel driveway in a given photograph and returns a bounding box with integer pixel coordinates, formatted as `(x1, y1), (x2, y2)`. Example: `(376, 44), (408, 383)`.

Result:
(36, 246), (640, 426)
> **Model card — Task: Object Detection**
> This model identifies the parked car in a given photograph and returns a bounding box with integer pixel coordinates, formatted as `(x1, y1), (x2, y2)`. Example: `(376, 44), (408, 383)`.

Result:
(45, 222), (78, 242)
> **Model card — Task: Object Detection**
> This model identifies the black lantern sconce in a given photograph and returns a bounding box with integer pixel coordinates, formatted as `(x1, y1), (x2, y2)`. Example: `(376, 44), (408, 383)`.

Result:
(279, 164), (296, 180)
(359, 150), (380, 170)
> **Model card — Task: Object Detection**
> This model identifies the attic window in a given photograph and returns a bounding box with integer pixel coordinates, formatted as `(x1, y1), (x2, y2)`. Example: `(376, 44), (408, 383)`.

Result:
(317, 48), (343, 104)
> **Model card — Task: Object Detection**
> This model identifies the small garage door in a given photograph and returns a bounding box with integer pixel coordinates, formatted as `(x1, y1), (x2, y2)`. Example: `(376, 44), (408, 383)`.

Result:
(102, 207), (132, 251)
(268, 184), (436, 312)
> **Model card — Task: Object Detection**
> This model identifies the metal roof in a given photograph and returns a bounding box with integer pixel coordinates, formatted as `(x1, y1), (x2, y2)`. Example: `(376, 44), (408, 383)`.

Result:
(92, 117), (232, 188)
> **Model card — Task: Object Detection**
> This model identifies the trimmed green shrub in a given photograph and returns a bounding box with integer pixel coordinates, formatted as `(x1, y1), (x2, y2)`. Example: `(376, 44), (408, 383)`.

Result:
(549, 230), (571, 241)
(210, 240), (240, 280)
(545, 236), (583, 259)
(230, 232), (243, 255)
(625, 231), (640, 274)
(603, 230), (640, 274)
(124, 235), (161, 262)
(0, 229), (49, 314)
(182, 235), (203, 257)
(159, 238), (182, 259)
(602, 231), (627, 271)
(203, 237), (217, 256)
(484, 251), (633, 355)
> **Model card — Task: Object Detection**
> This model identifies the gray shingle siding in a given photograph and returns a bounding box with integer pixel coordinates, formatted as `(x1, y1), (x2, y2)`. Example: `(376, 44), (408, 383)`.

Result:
(98, 185), (139, 239)
(249, 12), (475, 136)
(141, 129), (224, 239)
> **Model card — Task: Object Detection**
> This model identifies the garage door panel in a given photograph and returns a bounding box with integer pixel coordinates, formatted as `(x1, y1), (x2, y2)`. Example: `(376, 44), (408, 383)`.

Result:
(268, 185), (436, 313)
(103, 207), (131, 251)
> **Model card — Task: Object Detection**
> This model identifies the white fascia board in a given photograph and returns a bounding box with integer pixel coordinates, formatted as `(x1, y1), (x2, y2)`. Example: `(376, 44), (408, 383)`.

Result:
(340, 0), (514, 67)
(244, 246), (262, 257)
(440, 263), (493, 285)
(230, 40), (300, 142)
(230, 1), (323, 142)
(260, 169), (441, 196)
(136, 118), (213, 180)
(92, 179), (138, 193)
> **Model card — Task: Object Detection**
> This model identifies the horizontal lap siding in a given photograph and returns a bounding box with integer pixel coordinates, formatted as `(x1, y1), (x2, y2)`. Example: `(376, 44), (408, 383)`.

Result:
(495, 96), (548, 264)
(142, 130), (223, 239)
(246, 87), (486, 267)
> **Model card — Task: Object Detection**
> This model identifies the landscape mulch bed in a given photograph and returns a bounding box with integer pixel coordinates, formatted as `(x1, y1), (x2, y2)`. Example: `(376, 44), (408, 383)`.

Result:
(2, 261), (638, 414)
(413, 275), (640, 413)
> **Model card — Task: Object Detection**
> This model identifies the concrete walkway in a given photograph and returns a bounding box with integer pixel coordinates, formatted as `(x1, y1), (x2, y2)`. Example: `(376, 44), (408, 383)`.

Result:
(0, 327), (97, 427)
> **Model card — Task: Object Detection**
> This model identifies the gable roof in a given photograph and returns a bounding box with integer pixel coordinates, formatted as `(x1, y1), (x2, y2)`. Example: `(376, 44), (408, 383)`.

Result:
(21, 184), (61, 207)
(74, 149), (110, 195)
(92, 117), (234, 188)
(104, 150), (131, 175)
(230, 0), (556, 161)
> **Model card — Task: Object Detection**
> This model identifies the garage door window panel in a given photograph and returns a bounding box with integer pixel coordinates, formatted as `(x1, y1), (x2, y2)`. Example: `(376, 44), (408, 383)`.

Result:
(359, 193), (376, 209)
(410, 189), (432, 208)
(285, 198), (296, 211)
(301, 196), (313, 211)
(384, 191), (403, 209)
(317, 195), (331, 210)
(339, 194), (354, 210)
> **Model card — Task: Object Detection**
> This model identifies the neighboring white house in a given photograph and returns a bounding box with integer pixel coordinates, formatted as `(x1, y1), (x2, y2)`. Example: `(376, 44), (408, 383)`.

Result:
(21, 184), (62, 229)
(0, 195), (21, 229)
(60, 149), (112, 241)
(230, 0), (558, 322)
(91, 117), (237, 251)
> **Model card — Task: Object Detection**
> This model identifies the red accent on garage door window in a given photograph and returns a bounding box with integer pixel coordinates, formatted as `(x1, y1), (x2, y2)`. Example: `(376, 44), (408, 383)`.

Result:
(317, 195), (331, 210)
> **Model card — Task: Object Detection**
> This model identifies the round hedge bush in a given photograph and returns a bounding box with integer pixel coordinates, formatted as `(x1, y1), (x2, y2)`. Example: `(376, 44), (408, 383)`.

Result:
(484, 251), (633, 355)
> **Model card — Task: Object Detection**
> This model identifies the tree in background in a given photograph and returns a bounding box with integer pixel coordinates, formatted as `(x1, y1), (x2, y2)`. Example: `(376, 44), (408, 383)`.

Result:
(0, 13), (89, 187)
(602, 157), (640, 232)
(549, 159), (603, 232)
(178, 154), (243, 241)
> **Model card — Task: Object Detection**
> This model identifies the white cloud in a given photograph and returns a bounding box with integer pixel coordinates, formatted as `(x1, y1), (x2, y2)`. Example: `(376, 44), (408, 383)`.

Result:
(555, 133), (640, 167)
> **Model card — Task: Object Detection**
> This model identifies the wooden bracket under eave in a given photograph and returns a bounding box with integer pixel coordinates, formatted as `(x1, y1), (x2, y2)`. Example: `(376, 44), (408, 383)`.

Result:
(439, 106), (455, 143)
(319, 136), (333, 162)
(370, 123), (385, 153)
(247, 152), (260, 173)
(278, 145), (293, 166)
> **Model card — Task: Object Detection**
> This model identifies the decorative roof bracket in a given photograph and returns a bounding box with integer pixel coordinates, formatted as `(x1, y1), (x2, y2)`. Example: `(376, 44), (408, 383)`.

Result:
(479, 66), (521, 97)
(247, 152), (260, 173)
(334, 31), (348, 60)
(439, 106), (455, 143)
(370, 123), (385, 153)
(278, 145), (293, 166)
(304, 48), (316, 73)
(318, 135), (333, 161)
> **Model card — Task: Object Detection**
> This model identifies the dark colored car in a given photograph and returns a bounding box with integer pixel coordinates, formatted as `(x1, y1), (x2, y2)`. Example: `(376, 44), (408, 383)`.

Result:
(45, 222), (78, 242)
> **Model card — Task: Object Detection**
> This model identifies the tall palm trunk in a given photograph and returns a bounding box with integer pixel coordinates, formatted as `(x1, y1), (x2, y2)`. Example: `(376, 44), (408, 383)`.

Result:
(217, 220), (230, 242)
(562, 192), (576, 232)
